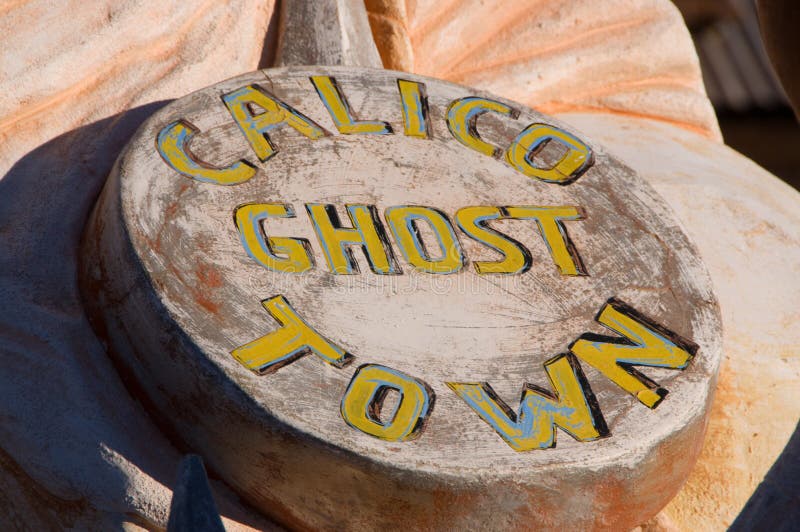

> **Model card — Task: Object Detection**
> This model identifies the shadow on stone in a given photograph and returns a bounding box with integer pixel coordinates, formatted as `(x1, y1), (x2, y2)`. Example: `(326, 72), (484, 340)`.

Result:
(730, 420), (800, 531)
(0, 101), (175, 529)
(0, 101), (277, 530)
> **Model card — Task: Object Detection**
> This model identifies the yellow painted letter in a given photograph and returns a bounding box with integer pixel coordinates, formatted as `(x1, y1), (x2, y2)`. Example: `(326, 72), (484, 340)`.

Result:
(156, 120), (256, 185)
(570, 299), (697, 408)
(446, 97), (517, 158)
(385, 206), (464, 274)
(306, 204), (399, 274)
(223, 84), (326, 162)
(234, 203), (313, 273)
(448, 354), (607, 451)
(341, 364), (434, 441)
(397, 79), (430, 138)
(506, 123), (592, 184)
(311, 76), (392, 134)
(505, 206), (586, 276)
(231, 295), (352, 374)
(455, 206), (531, 274)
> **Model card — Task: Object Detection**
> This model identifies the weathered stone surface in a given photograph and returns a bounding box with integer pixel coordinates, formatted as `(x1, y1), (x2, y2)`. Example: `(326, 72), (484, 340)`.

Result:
(81, 65), (721, 529)
(364, 0), (721, 139)
(1, 0), (798, 529)
(275, 0), (383, 67)
(558, 111), (800, 530)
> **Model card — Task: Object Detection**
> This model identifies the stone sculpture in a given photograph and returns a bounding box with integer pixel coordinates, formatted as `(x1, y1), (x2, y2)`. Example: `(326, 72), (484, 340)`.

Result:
(0, 1), (797, 530)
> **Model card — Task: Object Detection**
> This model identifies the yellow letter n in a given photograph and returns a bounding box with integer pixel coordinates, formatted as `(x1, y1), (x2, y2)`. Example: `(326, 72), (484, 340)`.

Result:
(570, 299), (698, 409)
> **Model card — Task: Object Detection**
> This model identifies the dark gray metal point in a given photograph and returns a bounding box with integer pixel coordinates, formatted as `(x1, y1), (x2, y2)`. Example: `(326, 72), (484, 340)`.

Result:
(167, 454), (225, 532)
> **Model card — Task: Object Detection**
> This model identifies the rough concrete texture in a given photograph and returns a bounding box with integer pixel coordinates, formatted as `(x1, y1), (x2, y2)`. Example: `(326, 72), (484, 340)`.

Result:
(0, 0), (797, 530)
(364, 0), (721, 140)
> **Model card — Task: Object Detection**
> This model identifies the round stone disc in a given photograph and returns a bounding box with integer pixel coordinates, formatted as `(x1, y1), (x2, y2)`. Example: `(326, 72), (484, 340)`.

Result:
(81, 66), (722, 530)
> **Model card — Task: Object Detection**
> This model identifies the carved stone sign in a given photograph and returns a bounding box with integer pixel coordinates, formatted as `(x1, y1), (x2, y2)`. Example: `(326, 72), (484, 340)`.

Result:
(81, 66), (722, 529)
